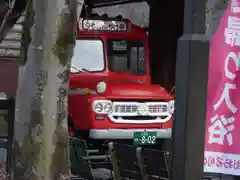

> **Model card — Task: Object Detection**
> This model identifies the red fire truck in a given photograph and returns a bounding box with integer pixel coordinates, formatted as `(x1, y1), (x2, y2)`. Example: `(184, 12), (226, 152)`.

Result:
(68, 15), (174, 147)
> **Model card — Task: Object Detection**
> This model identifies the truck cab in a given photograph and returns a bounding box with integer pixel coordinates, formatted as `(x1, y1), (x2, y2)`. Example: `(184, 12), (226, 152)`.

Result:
(68, 16), (174, 144)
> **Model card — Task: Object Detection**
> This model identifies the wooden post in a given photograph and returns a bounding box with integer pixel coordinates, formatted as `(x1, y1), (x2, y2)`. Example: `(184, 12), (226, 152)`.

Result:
(170, 0), (209, 180)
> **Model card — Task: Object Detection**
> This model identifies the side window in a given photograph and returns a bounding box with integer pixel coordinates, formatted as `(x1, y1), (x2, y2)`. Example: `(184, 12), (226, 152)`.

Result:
(130, 43), (146, 75)
(107, 39), (147, 75)
(138, 46), (146, 73)
(108, 39), (128, 72)
(130, 47), (138, 73)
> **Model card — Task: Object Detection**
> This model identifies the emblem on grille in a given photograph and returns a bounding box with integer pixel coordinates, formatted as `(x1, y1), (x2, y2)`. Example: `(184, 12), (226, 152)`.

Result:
(137, 104), (149, 116)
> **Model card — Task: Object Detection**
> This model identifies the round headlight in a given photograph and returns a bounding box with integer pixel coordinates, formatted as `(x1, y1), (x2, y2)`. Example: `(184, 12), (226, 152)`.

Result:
(94, 103), (103, 113)
(104, 103), (112, 114)
(168, 100), (175, 114)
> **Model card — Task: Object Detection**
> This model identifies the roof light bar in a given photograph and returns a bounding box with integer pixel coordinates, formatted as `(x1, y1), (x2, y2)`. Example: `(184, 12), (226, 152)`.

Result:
(79, 18), (127, 32)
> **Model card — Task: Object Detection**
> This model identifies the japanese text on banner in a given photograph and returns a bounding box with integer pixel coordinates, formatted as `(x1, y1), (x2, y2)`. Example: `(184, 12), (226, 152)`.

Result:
(208, 15), (240, 147)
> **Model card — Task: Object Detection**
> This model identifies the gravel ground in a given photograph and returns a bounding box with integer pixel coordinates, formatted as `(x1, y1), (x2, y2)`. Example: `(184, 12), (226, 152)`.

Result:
(0, 164), (8, 180)
(0, 164), (238, 180)
(0, 166), (112, 180)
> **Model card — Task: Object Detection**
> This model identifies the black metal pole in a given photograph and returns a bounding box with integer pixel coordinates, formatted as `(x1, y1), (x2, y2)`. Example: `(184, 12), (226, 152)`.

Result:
(170, 0), (210, 180)
(6, 98), (14, 173)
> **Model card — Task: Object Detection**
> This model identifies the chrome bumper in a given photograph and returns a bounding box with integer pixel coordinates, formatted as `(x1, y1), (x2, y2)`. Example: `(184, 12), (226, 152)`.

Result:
(89, 128), (172, 139)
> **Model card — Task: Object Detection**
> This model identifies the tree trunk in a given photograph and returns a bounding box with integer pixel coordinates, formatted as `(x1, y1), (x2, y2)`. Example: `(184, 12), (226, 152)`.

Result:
(12, 0), (83, 179)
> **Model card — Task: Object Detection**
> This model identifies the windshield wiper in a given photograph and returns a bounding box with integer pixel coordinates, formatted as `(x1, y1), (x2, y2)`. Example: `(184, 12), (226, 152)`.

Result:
(70, 66), (90, 73)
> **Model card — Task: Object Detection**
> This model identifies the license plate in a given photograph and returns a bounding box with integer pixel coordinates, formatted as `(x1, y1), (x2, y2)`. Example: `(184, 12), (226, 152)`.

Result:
(133, 132), (157, 146)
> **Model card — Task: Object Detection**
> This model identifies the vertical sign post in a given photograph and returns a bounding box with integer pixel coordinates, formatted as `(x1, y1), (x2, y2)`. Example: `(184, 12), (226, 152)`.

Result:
(170, 0), (210, 180)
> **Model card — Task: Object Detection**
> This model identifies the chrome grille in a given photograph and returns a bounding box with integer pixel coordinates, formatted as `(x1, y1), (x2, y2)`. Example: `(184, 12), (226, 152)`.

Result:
(112, 102), (169, 115)
(114, 104), (137, 113)
(108, 101), (172, 124)
(113, 102), (168, 114)
(148, 104), (168, 113)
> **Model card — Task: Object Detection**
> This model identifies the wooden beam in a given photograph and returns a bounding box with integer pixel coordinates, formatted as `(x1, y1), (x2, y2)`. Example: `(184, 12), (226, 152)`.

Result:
(91, 0), (145, 8)
(170, 0), (209, 180)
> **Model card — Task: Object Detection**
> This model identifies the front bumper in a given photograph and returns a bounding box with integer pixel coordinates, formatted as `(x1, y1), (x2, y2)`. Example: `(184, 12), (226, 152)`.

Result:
(89, 128), (172, 139)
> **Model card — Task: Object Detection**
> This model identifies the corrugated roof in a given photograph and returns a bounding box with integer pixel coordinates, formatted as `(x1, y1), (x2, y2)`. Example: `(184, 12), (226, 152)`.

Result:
(0, 15), (24, 60)
(93, 2), (149, 28)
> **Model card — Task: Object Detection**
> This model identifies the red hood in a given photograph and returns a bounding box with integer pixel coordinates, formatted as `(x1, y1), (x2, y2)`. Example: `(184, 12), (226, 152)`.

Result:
(102, 82), (173, 100)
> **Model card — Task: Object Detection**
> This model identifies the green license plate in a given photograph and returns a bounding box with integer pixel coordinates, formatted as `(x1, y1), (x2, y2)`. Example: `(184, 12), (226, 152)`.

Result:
(133, 132), (157, 146)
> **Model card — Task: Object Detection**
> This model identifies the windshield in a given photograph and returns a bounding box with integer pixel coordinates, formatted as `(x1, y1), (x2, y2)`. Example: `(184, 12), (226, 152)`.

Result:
(107, 39), (146, 75)
(70, 39), (104, 73)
